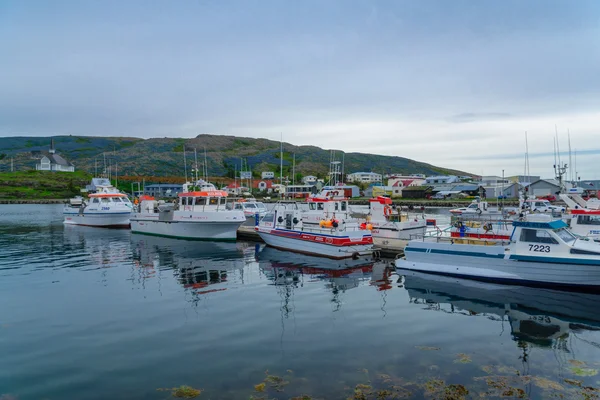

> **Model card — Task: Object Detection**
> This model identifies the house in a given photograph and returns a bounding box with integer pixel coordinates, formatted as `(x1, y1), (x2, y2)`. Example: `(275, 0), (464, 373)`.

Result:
(144, 184), (184, 198)
(253, 180), (274, 193)
(425, 175), (459, 185)
(527, 179), (561, 197)
(401, 186), (433, 199)
(261, 171), (275, 179)
(479, 176), (511, 186)
(224, 182), (249, 195)
(387, 177), (426, 188)
(302, 175), (318, 185)
(451, 184), (482, 196)
(35, 139), (74, 172)
(347, 172), (382, 183)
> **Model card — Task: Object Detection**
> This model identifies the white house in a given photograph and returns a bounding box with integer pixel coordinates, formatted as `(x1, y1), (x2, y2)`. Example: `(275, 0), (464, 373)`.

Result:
(302, 175), (318, 185)
(261, 171), (275, 179)
(425, 175), (458, 185)
(347, 172), (382, 183)
(36, 139), (74, 172)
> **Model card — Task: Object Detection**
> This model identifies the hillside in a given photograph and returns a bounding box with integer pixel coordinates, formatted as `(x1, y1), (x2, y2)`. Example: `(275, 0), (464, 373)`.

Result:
(0, 134), (470, 179)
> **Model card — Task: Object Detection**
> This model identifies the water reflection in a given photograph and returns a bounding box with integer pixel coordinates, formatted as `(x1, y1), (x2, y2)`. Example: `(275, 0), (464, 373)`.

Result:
(398, 269), (600, 352)
(130, 234), (255, 296)
(255, 246), (396, 314)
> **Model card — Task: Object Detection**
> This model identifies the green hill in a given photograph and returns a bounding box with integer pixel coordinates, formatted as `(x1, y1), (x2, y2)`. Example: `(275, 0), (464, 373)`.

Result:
(0, 134), (470, 179)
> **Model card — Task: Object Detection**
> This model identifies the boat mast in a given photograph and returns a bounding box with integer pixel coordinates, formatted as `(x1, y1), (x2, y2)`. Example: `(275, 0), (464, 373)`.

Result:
(194, 148), (199, 182)
(292, 153), (295, 186)
(204, 146), (208, 180)
(280, 133), (283, 198)
(183, 145), (188, 184)
(568, 130), (573, 184)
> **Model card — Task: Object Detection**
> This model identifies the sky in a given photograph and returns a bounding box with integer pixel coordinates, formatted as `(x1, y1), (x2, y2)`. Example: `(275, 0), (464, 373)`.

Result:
(1, 0), (599, 178)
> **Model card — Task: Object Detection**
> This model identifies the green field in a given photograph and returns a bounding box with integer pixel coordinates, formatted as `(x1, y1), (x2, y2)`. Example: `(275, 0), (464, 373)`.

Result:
(0, 170), (92, 199)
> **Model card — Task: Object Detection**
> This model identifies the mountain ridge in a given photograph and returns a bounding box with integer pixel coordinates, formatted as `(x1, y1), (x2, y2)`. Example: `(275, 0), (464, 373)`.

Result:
(0, 134), (471, 179)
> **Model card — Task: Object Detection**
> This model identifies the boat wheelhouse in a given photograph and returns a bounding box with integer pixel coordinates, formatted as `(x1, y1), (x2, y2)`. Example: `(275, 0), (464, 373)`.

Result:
(228, 198), (268, 218)
(131, 181), (245, 240)
(366, 196), (427, 245)
(396, 217), (600, 289)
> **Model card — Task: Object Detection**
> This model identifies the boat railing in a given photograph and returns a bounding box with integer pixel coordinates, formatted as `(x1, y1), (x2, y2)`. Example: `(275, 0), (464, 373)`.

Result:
(298, 223), (365, 234)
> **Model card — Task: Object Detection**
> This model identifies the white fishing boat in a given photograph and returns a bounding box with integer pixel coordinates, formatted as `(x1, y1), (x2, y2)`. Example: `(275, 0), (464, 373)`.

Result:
(396, 216), (600, 289)
(365, 196), (427, 245)
(63, 180), (132, 228)
(228, 198), (268, 218)
(255, 193), (373, 259)
(130, 180), (245, 240)
(560, 191), (600, 240)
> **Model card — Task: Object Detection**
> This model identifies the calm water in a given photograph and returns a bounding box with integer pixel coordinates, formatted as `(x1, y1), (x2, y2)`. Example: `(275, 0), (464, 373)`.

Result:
(2, 205), (600, 399)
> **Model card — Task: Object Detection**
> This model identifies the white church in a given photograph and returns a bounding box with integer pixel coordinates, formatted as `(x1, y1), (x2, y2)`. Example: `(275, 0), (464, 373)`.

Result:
(35, 139), (75, 172)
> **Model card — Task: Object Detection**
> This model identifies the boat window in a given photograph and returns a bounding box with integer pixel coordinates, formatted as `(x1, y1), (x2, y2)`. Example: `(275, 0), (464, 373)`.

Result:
(195, 198), (206, 206)
(246, 203), (257, 208)
(101, 198), (110, 203)
(92, 198), (100, 204)
(341, 201), (347, 211)
(468, 204), (478, 209)
(257, 203), (266, 209)
(555, 228), (576, 243)
(262, 212), (275, 223)
(309, 203), (316, 210)
(209, 197), (218, 205)
(334, 202), (339, 211)
(519, 228), (559, 244)
(181, 197), (187, 205)
(235, 204), (242, 210)
(577, 215), (600, 225)
(112, 198), (122, 202)
(317, 203), (324, 210)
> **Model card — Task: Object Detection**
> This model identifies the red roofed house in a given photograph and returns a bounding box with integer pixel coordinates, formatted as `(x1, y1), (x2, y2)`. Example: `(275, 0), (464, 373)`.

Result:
(253, 180), (274, 193)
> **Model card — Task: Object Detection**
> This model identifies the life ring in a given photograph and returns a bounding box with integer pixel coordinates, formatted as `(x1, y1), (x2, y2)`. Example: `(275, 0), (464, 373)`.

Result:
(384, 206), (392, 217)
(454, 221), (463, 229)
(476, 208), (482, 215)
(483, 223), (493, 232)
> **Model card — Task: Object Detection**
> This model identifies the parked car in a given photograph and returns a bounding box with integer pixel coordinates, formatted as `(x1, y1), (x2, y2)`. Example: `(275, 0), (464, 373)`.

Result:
(522, 199), (565, 213)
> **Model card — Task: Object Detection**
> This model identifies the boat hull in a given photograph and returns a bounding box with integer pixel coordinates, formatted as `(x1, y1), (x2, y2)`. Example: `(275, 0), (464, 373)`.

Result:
(396, 242), (600, 289)
(131, 218), (243, 240)
(256, 228), (373, 259)
(63, 211), (131, 228)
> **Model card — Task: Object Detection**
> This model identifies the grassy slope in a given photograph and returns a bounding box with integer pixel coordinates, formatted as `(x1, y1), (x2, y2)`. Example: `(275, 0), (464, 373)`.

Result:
(0, 170), (92, 199)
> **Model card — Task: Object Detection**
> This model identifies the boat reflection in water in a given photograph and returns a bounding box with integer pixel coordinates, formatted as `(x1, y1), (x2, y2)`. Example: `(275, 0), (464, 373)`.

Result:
(62, 224), (132, 269)
(130, 234), (253, 295)
(256, 246), (394, 312)
(398, 269), (600, 348)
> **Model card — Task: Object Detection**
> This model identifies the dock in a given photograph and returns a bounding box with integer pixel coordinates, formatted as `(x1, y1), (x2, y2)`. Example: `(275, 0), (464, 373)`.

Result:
(237, 225), (404, 259)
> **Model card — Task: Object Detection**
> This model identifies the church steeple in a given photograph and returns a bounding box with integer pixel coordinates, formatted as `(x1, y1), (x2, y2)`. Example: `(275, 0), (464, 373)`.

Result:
(49, 138), (55, 154)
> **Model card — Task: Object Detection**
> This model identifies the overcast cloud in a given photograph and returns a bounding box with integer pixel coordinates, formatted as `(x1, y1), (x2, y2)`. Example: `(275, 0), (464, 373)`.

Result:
(1, 0), (599, 177)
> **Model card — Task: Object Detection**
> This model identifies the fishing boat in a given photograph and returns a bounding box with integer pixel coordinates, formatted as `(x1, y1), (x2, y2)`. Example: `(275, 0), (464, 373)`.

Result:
(63, 179), (132, 228)
(395, 215), (600, 289)
(130, 180), (245, 240)
(362, 196), (428, 246)
(255, 193), (373, 259)
(228, 198), (268, 218)
(560, 191), (600, 240)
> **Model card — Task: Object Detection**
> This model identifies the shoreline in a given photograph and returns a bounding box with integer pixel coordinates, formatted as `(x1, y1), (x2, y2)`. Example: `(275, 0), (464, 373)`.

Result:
(0, 199), (68, 204)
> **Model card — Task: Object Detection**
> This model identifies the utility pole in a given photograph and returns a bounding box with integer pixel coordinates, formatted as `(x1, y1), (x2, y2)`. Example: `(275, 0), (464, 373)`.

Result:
(11, 157), (14, 172)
